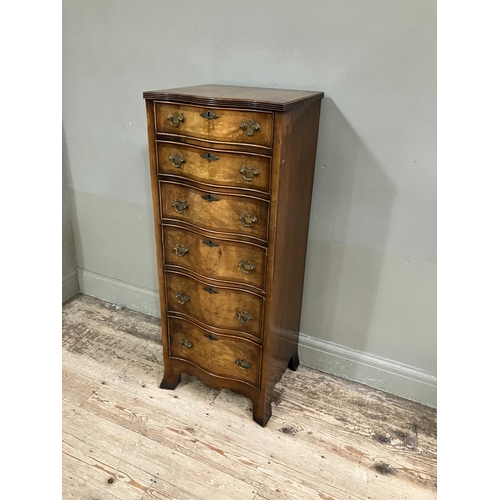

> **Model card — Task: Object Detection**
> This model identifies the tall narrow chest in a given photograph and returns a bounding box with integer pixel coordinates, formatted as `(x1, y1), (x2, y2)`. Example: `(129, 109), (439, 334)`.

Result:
(144, 84), (323, 426)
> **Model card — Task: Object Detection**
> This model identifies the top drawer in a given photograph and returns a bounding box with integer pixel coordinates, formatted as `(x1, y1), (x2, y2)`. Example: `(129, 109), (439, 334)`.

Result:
(154, 102), (273, 148)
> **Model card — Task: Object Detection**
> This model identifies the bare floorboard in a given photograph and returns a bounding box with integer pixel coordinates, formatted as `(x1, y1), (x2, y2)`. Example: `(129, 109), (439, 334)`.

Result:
(62, 294), (437, 500)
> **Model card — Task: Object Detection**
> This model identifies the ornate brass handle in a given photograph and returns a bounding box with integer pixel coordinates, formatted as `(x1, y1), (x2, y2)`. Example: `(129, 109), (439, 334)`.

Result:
(167, 111), (184, 127)
(238, 260), (256, 274)
(240, 165), (260, 181)
(235, 358), (252, 369)
(172, 199), (188, 213)
(169, 152), (186, 168)
(179, 338), (192, 349)
(240, 119), (261, 137)
(173, 244), (189, 257)
(237, 310), (253, 324)
(175, 292), (190, 305)
(239, 213), (257, 227)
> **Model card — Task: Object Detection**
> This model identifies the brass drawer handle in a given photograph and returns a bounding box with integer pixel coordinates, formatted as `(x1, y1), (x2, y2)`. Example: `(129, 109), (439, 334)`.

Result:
(169, 152), (186, 168)
(238, 260), (256, 274)
(172, 199), (188, 213)
(236, 358), (252, 369)
(237, 310), (253, 324)
(200, 152), (220, 162)
(240, 119), (261, 137)
(240, 165), (260, 181)
(175, 292), (190, 304)
(167, 111), (184, 127)
(239, 213), (257, 227)
(179, 338), (192, 349)
(200, 110), (220, 120)
(204, 333), (219, 341)
(173, 244), (189, 257)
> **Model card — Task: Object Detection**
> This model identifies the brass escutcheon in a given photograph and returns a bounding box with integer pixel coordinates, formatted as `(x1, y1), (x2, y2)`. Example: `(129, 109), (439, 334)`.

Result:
(204, 333), (219, 341)
(200, 110), (220, 120)
(201, 193), (220, 202)
(200, 152), (220, 162)
(203, 239), (220, 247)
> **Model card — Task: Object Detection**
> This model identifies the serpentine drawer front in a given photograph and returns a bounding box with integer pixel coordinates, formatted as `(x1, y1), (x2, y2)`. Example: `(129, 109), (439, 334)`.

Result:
(162, 225), (267, 290)
(145, 84), (323, 427)
(168, 317), (262, 389)
(157, 142), (271, 194)
(154, 102), (274, 148)
(165, 271), (264, 340)
(160, 181), (269, 242)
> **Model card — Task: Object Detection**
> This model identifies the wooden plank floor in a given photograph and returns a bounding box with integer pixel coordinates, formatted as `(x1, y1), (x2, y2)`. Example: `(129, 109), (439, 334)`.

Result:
(62, 294), (437, 500)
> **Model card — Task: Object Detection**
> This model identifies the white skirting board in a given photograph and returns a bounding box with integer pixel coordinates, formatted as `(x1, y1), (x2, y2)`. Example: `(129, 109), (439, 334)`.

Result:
(78, 269), (161, 318)
(298, 334), (436, 408)
(62, 270), (80, 303)
(77, 268), (436, 408)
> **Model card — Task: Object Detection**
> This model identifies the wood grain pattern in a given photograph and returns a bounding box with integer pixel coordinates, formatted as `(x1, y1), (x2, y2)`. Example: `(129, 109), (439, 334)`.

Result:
(166, 270), (264, 339)
(144, 84), (324, 112)
(155, 102), (273, 147)
(157, 141), (272, 194)
(169, 316), (262, 388)
(160, 181), (269, 242)
(163, 225), (267, 290)
(62, 295), (437, 500)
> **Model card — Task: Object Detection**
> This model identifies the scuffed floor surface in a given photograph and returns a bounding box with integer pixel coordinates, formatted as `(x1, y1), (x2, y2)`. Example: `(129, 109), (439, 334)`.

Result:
(62, 294), (437, 500)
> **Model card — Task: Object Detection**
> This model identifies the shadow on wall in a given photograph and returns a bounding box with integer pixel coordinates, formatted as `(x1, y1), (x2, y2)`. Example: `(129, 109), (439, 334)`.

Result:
(301, 97), (396, 364)
(62, 125), (77, 255)
(62, 125), (79, 263)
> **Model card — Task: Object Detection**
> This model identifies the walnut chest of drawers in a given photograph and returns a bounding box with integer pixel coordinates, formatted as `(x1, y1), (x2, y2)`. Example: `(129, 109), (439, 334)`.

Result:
(143, 84), (323, 427)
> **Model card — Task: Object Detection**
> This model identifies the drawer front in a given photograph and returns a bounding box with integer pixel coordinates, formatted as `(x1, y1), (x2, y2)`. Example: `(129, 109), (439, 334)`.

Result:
(155, 102), (273, 148)
(163, 226), (267, 289)
(157, 142), (271, 193)
(166, 271), (264, 339)
(169, 317), (261, 388)
(160, 182), (269, 241)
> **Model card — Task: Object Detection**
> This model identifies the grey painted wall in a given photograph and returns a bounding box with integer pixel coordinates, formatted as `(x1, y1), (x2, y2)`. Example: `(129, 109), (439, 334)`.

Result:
(63, 0), (436, 405)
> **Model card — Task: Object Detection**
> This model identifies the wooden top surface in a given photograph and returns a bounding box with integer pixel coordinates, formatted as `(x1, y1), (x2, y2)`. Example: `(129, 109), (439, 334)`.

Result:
(143, 84), (324, 112)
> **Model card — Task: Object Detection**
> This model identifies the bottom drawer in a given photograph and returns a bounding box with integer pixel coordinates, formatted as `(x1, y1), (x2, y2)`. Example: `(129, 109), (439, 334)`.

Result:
(169, 317), (261, 388)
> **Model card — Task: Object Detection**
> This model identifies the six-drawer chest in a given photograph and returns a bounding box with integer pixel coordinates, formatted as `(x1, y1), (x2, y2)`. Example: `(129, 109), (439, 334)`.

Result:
(143, 84), (323, 426)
